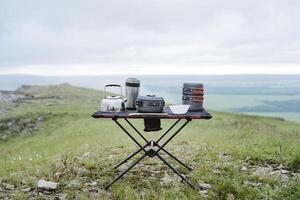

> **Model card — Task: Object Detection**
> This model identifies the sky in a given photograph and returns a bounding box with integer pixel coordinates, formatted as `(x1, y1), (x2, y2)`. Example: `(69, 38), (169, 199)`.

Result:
(0, 0), (300, 75)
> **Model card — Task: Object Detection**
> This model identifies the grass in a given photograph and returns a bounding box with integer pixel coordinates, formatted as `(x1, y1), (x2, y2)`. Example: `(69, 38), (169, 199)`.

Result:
(163, 93), (300, 122)
(205, 94), (300, 123)
(0, 84), (300, 199)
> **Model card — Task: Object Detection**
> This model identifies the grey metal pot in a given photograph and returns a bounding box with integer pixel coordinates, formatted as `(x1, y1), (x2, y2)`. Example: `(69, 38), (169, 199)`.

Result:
(136, 95), (165, 113)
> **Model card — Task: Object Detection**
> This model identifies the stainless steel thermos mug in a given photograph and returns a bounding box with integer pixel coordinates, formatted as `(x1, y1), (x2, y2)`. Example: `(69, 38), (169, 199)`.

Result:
(125, 78), (140, 110)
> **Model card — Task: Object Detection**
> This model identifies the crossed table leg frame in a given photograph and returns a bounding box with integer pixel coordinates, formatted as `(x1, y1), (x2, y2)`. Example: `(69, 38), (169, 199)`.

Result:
(104, 117), (198, 190)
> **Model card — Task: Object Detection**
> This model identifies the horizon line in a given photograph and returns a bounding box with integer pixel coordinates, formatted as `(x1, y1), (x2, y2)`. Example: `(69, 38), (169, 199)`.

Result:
(1, 73), (300, 77)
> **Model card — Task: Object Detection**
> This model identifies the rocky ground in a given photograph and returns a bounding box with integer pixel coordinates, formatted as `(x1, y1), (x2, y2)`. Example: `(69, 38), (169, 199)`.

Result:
(0, 85), (63, 140)
(0, 112), (53, 140)
(0, 143), (299, 199)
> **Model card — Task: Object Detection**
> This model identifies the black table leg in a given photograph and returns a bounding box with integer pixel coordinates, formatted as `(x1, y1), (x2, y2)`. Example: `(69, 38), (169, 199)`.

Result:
(155, 118), (191, 156)
(160, 147), (192, 171)
(113, 118), (147, 154)
(124, 118), (148, 143)
(107, 117), (196, 190)
(105, 153), (147, 190)
(156, 153), (197, 190)
(113, 144), (147, 169)
(156, 119), (181, 143)
(123, 118), (192, 171)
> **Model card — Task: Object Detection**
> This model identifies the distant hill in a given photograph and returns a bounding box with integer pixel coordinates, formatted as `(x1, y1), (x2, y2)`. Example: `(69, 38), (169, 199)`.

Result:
(1, 74), (300, 94)
(0, 84), (299, 199)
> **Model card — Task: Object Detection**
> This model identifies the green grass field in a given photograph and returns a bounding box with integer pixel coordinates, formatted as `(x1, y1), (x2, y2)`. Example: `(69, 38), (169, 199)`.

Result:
(205, 94), (300, 122)
(0, 84), (300, 199)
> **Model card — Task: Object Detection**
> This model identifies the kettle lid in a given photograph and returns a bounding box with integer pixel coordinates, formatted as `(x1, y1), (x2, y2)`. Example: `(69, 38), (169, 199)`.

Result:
(106, 96), (122, 100)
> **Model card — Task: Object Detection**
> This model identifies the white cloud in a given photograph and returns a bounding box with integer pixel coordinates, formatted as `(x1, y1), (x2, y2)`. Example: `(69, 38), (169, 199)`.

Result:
(0, 0), (300, 75)
(1, 63), (299, 76)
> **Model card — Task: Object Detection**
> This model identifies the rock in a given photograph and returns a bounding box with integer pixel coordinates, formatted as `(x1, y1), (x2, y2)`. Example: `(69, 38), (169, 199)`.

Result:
(67, 180), (80, 188)
(241, 166), (248, 171)
(54, 172), (63, 179)
(253, 165), (273, 176)
(280, 174), (289, 181)
(37, 179), (58, 190)
(218, 152), (229, 161)
(244, 180), (262, 187)
(30, 190), (38, 198)
(118, 164), (129, 172)
(160, 175), (173, 185)
(90, 181), (97, 186)
(227, 193), (235, 200)
(0, 123), (6, 130)
(244, 156), (250, 162)
(38, 192), (44, 196)
(82, 152), (90, 158)
(36, 117), (44, 122)
(21, 187), (32, 192)
(77, 167), (88, 176)
(3, 183), (14, 190)
(212, 163), (221, 170)
(212, 170), (221, 175)
(198, 182), (212, 190)
(199, 190), (208, 196)
(270, 170), (281, 176)
(277, 164), (285, 169)
(280, 169), (289, 174)
(56, 193), (67, 200)
(42, 190), (51, 195)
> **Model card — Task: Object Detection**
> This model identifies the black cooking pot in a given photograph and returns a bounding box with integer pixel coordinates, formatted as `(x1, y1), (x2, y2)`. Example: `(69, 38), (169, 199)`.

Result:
(136, 95), (165, 113)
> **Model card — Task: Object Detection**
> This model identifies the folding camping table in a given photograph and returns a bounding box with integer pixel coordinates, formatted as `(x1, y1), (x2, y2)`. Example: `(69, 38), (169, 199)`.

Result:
(92, 108), (212, 190)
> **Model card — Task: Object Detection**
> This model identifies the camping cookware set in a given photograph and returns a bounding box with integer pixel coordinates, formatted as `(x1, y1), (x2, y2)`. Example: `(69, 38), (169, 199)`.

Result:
(100, 78), (205, 131)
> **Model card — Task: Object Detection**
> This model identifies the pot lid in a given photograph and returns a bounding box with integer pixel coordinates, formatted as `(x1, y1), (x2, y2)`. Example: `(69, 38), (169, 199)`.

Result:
(137, 95), (164, 102)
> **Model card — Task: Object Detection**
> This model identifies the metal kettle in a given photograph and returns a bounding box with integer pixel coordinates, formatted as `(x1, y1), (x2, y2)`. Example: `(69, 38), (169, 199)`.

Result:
(100, 84), (126, 112)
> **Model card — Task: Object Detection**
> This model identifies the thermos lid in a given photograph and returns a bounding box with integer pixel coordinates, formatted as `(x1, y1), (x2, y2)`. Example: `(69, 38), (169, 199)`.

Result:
(125, 78), (140, 87)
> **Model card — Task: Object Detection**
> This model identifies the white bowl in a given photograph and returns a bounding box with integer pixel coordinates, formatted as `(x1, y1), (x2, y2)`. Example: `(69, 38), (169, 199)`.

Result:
(169, 105), (190, 114)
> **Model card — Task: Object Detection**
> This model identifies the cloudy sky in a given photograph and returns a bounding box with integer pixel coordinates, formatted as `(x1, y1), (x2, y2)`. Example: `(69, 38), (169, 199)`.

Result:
(0, 0), (300, 75)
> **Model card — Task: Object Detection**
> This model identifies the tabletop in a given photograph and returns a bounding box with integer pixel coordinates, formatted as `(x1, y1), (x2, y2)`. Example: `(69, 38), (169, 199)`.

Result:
(92, 108), (212, 120)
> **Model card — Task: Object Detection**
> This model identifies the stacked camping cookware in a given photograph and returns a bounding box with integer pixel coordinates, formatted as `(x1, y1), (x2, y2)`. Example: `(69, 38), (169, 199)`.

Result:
(182, 83), (204, 111)
(101, 79), (205, 131)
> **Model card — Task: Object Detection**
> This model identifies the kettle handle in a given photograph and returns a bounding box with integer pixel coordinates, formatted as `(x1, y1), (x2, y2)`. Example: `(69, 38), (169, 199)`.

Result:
(104, 84), (122, 98)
